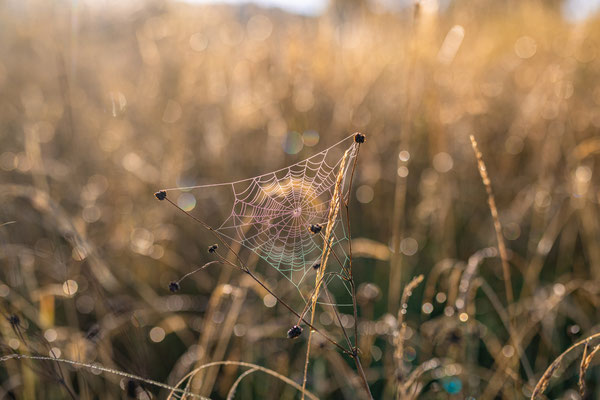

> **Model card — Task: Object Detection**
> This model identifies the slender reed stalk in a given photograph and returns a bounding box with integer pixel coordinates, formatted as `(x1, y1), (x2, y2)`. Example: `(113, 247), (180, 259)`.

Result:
(469, 135), (514, 306)
(167, 360), (319, 400)
(394, 275), (424, 399)
(470, 135), (535, 397)
(0, 354), (209, 399)
(302, 145), (351, 398)
(0, 354), (320, 400)
(389, 2), (421, 316)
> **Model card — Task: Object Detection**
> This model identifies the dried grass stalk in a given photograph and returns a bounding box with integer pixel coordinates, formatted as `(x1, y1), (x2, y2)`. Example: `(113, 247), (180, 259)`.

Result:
(469, 135), (513, 305)
(531, 332), (600, 399)
(302, 147), (351, 398)
(532, 358), (561, 399)
(578, 341), (600, 398)
(394, 274), (424, 400)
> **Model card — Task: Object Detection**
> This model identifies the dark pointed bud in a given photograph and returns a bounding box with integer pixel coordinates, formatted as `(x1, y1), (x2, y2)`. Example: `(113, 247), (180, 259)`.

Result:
(169, 282), (180, 292)
(354, 132), (366, 143)
(287, 325), (303, 339)
(8, 315), (20, 326)
(312, 262), (321, 270)
(155, 190), (167, 200)
(208, 244), (219, 253)
(309, 224), (322, 234)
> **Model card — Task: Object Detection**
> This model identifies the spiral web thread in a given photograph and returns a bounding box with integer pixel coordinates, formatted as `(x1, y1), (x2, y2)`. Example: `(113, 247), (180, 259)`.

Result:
(165, 135), (358, 305)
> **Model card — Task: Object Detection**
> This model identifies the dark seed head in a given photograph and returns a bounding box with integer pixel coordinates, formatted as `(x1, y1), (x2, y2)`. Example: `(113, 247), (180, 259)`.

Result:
(208, 244), (219, 253)
(126, 380), (138, 398)
(7, 315), (19, 326)
(448, 329), (462, 344)
(309, 224), (322, 234)
(312, 262), (321, 270)
(396, 371), (404, 382)
(154, 190), (167, 201)
(287, 325), (303, 339)
(85, 324), (101, 341)
(354, 132), (366, 143)
(169, 281), (180, 293)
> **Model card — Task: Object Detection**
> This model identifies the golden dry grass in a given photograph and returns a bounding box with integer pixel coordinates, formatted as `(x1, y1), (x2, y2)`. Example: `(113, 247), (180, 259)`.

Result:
(1, 0), (600, 399)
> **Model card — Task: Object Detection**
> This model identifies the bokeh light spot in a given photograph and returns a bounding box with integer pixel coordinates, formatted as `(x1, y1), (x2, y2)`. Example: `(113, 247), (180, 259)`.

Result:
(502, 345), (515, 358)
(76, 295), (95, 314)
(433, 152), (454, 173)
(72, 246), (88, 261)
(62, 280), (79, 296)
(302, 130), (320, 147)
(177, 193), (197, 212)
(575, 165), (592, 182)
(442, 377), (463, 394)
(149, 327), (166, 343)
(189, 32), (208, 51)
(263, 294), (277, 308)
(397, 166), (409, 177)
(515, 36), (537, 59)
(371, 345), (383, 362)
(44, 329), (58, 342)
(283, 131), (304, 154)
(400, 237), (418, 256)
(356, 185), (374, 204)
(403, 346), (417, 361)
(247, 14), (272, 41)
(422, 302), (433, 314)
(50, 347), (61, 358)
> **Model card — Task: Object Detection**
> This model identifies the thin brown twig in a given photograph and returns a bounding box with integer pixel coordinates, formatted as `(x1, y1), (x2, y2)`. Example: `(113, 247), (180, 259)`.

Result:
(342, 141), (374, 400)
(309, 138), (373, 399)
(244, 265), (350, 354)
(295, 231), (354, 352)
(164, 197), (247, 269)
(291, 228), (351, 330)
(322, 283), (354, 350)
(175, 261), (222, 285)
(345, 142), (361, 344)
(296, 271), (347, 327)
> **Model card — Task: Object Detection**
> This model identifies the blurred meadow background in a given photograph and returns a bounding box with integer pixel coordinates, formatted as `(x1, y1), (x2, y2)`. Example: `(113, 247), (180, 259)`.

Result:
(2, 0), (600, 398)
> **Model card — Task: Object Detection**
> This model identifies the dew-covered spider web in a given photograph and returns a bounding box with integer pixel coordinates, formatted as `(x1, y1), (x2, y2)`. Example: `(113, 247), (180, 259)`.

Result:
(163, 134), (359, 306)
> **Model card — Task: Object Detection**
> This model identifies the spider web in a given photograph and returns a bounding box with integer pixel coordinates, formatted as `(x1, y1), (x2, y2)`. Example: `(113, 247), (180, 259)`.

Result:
(164, 135), (359, 305)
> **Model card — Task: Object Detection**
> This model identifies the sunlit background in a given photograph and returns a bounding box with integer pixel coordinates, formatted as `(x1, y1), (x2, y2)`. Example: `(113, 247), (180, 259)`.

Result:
(2, 0), (600, 398)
